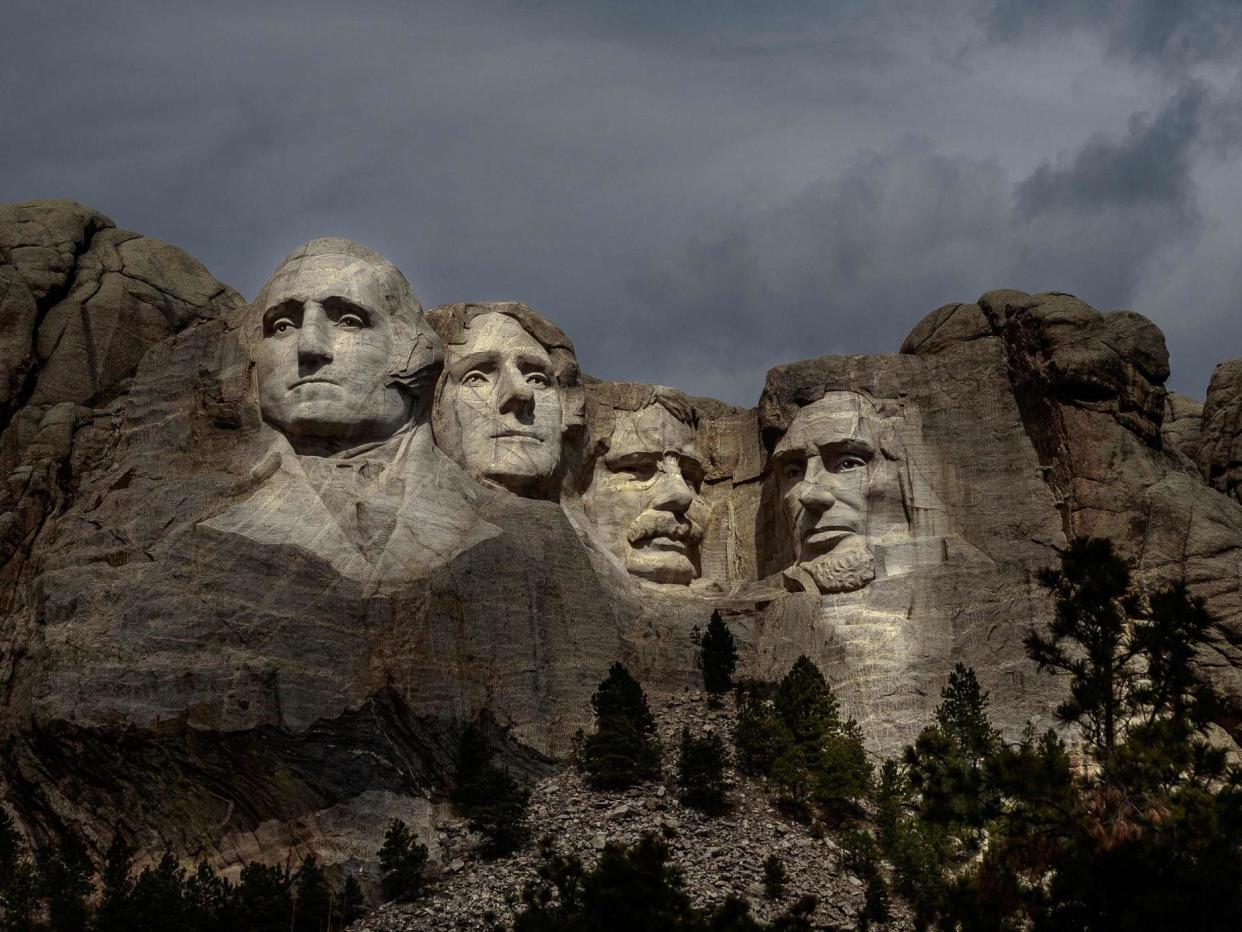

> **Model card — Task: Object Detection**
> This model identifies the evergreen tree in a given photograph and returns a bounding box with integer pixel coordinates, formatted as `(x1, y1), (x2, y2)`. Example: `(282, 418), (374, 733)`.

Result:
(773, 657), (839, 747)
(700, 610), (738, 697)
(513, 834), (691, 931)
(1027, 536), (1139, 764)
(126, 853), (191, 931)
(0, 811), (19, 881)
(234, 862), (293, 932)
(333, 875), (367, 929)
(291, 856), (332, 932)
(676, 728), (729, 813)
(905, 664), (1001, 835)
(581, 663), (663, 789)
(453, 723), (531, 855)
(93, 836), (135, 932)
(0, 813), (37, 932)
(733, 688), (794, 777)
(378, 819), (429, 902)
(183, 860), (237, 932)
(37, 831), (92, 932)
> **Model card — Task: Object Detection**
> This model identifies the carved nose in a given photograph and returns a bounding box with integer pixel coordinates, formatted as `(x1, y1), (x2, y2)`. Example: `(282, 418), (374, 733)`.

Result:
(497, 365), (534, 414)
(799, 479), (837, 513)
(298, 307), (334, 363)
(652, 468), (693, 514)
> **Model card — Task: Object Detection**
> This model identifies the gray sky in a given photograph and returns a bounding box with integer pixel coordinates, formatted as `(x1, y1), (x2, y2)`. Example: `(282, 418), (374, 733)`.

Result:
(3, 0), (1240, 405)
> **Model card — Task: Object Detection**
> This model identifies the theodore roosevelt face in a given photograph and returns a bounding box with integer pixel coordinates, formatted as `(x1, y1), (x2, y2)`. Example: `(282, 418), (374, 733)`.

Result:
(255, 253), (412, 454)
(582, 399), (707, 586)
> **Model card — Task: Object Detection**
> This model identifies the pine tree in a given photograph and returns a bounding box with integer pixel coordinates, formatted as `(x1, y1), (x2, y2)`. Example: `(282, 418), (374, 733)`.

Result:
(453, 723), (531, 856)
(774, 656), (839, 747)
(183, 860), (237, 932)
(334, 875), (367, 928)
(378, 819), (428, 902)
(1028, 536), (1139, 763)
(734, 687), (794, 776)
(513, 835), (692, 931)
(0, 811), (19, 881)
(93, 836), (135, 932)
(289, 856), (330, 932)
(905, 664), (1001, 834)
(676, 728), (729, 813)
(37, 830), (93, 932)
(126, 852), (190, 930)
(581, 663), (663, 789)
(234, 861), (293, 932)
(700, 610), (738, 697)
(0, 812), (37, 932)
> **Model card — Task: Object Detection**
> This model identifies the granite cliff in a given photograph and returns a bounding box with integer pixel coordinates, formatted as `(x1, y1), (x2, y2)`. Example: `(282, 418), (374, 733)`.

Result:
(1, 199), (1240, 888)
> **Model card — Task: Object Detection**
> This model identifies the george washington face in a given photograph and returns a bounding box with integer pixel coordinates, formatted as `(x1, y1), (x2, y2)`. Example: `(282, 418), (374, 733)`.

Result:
(255, 252), (412, 454)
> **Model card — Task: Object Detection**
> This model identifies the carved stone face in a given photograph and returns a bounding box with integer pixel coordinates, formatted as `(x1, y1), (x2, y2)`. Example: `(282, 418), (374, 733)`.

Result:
(583, 402), (707, 586)
(443, 312), (563, 494)
(772, 392), (879, 593)
(255, 254), (412, 454)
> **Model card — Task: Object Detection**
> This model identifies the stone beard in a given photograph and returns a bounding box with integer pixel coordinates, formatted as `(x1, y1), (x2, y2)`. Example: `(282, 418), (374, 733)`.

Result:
(251, 239), (437, 456)
(772, 391), (881, 594)
(582, 393), (708, 586)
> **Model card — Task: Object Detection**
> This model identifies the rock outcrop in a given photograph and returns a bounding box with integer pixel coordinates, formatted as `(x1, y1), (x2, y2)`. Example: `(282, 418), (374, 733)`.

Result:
(2, 200), (1242, 892)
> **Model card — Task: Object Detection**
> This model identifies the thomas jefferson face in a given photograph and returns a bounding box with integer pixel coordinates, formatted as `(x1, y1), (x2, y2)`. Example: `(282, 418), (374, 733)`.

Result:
(583, 402), (707, 586)
(255, 254), (412, 454)
(772, 392), (879, 593)
(444, 312), (563, 494)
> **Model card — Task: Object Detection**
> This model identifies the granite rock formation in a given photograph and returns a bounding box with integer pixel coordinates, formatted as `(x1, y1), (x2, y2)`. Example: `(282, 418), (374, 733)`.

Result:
(2, 200), (1242, 890)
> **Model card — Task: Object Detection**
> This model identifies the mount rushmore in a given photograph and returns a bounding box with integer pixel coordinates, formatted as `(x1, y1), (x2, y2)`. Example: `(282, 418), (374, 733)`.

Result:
(1, 199), (1241, 878)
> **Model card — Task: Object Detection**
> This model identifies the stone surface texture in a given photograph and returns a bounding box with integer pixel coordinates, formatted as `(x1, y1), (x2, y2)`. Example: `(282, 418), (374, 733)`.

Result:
(2, 201), (1242, 906)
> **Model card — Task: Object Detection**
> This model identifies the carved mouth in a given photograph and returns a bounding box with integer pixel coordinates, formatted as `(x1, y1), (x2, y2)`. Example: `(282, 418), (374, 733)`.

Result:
(290, 377), (339, 389)
(492, 429), (542, 441)
(804, 526), (857, 547)
(642, 536), (689, 554)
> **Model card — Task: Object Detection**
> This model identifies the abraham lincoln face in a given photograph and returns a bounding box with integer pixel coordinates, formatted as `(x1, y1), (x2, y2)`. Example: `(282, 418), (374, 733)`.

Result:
(772, 391), (880, 594)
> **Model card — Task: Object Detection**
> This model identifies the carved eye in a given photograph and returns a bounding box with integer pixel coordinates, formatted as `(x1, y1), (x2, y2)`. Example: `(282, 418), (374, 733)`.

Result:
(780, 460), (805, 482)
(462, 371), (489, 387)
(337, 313), (365, 329)
(835, 455), (867, 473)
(619, 461), (657, 481)
(526, 372), (551, 388)
(271, 318), (296, 335)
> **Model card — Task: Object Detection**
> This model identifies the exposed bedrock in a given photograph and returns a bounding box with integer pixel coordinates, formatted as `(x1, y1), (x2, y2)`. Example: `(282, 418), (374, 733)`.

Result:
(2, 201), (1242, 882)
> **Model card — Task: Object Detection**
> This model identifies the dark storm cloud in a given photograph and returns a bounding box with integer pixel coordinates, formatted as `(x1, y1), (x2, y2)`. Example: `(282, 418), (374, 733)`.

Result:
(2, 1), (1240, 404)
(634, 81), (1237, 401)
(986, 0), (1242, 67)
(1016, 82), (1208, 213)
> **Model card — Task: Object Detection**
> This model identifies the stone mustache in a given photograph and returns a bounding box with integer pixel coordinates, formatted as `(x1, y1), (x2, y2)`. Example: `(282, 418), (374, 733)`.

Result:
(250, 238), (914, 591)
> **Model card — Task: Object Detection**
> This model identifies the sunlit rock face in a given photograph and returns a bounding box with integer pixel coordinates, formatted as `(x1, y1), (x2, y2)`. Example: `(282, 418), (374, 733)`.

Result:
(427, 302), (583, 502)
(4, 200), (1242, 884)
(580, 386), (709, 588)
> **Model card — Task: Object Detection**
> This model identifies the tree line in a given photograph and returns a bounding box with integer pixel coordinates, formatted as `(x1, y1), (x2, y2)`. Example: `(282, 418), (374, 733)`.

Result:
(3, 537), (1241, 930)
